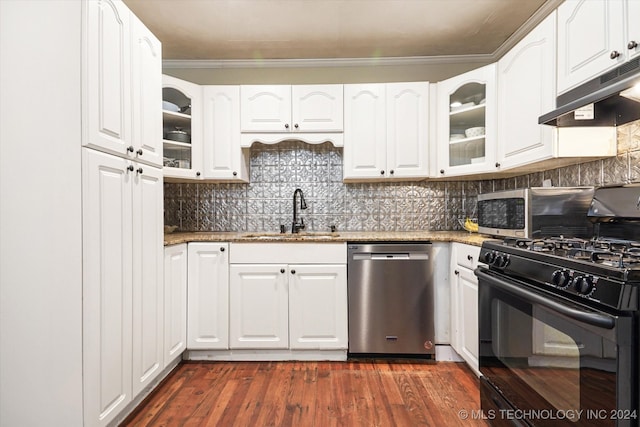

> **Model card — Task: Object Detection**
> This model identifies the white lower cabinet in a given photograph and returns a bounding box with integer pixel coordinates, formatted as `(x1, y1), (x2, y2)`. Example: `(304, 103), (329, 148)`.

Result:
(450, 243), (481, 375)
(82, 147), (164, 426)
(229, 264), (289, 349)
(228, 263), (348, 350)
(164, 244), (188, 366)
(227, 243), (348, 352)
(187, 243), (229, 349)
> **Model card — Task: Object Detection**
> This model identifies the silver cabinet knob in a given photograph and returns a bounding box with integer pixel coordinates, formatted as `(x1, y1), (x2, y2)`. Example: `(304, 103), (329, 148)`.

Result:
(628, 41), (638, 50)
(127, 165), (134, 172)
(284, 123), (290, 129)
(610, 50), (621, 59)
(127, 146), (134, 153)
(136, 167), (143, 174)
(136, 149), (143, 156)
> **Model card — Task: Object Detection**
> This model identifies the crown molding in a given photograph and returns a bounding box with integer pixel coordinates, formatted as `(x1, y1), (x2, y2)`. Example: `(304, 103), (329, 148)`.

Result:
(162, 0), (564, 70)
(492, 0), (563, 60)
(162, 54), (493, 69)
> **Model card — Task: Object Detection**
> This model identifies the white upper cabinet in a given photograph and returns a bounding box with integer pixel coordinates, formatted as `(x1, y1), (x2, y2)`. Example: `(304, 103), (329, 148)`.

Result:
(240, 85), (292, 132)
(344, 82), (429, 180)
(130, 13), (162, 167)
(628, 0), (640, 61)
(84, 0), (132, 157)
(202, 86), (249, 182)
(240, 85), (344, 146)
(343, 84), (387, 179)
(557, 0), (628, 94)
(162, 75), (203, 180)
(386, 82), (430, 179)
(291, 85), (344, 132)
(435, 64), (497, 177)
(497, 12), (557, 170)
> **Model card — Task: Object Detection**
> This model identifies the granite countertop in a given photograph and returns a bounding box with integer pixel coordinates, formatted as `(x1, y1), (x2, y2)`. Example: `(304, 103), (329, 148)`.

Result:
(164, 230), (495, 247)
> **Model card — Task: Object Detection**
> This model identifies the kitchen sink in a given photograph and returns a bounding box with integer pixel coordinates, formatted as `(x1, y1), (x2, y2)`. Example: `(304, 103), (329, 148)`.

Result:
(241, 232), (340, 240)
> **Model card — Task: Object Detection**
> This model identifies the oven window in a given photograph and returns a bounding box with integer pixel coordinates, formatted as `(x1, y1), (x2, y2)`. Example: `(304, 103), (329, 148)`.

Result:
(483, 298), (617, 425)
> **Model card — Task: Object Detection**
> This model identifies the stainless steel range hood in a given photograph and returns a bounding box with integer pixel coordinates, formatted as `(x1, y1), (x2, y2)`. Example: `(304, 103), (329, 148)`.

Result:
(539, 57), (640, 127)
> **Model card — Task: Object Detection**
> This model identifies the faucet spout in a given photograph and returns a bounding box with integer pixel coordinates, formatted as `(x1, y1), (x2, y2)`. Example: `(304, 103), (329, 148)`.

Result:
(292, 188), (307, 233)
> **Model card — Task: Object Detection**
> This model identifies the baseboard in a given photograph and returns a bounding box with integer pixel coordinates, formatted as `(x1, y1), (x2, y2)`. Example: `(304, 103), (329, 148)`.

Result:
(184, 349), (348, 361)
(435, 345), (465, 362)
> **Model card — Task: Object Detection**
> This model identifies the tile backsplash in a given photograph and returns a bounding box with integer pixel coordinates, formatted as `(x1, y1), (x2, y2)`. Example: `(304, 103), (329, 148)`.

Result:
(165, 121), (640, 232)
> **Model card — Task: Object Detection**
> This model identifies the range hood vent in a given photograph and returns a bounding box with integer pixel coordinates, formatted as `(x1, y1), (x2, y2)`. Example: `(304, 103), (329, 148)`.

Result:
(539, 57), (640, 127)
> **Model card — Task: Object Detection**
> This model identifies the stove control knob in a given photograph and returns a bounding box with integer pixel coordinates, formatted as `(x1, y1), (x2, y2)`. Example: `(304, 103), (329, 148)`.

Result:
(573, 276), (594, 296)
(484, 251), (496, 264)
(494, 254), (510, 268)
(551, 270), (571, 288)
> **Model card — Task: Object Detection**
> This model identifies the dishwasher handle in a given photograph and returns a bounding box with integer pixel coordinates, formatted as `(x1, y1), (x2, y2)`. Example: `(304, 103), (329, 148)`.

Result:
(353, 252), (429, 261)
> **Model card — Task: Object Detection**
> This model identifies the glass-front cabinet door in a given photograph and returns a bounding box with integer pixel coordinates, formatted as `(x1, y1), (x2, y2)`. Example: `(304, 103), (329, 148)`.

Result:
(162, 75), (202, 180)
(435, 64), (497, 177)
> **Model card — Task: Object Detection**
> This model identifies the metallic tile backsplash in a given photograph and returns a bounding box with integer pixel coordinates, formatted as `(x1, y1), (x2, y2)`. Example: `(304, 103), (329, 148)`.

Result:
(165, 121), (640, 232)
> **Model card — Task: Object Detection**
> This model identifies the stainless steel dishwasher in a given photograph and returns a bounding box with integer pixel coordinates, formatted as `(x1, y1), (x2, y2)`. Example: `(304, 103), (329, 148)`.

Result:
(347, 242), (435, 356)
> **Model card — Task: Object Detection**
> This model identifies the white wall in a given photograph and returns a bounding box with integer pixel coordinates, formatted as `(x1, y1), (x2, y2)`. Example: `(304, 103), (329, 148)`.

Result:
(0, 1), (83, 425)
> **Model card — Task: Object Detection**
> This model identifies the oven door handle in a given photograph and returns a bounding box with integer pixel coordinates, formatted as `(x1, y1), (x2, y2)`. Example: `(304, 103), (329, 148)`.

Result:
(475, 268), (616, 330)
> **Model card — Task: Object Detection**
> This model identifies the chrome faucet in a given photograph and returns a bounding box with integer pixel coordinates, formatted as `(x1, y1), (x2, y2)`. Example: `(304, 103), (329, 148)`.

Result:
(292, 188), (307, 233)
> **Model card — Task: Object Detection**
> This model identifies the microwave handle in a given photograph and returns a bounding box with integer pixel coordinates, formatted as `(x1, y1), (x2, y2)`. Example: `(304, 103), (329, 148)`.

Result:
(475, 268), (616, 330)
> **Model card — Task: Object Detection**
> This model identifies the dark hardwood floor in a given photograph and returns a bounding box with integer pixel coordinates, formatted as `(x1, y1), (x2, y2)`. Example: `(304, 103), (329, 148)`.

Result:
(122, 359), (488, 426)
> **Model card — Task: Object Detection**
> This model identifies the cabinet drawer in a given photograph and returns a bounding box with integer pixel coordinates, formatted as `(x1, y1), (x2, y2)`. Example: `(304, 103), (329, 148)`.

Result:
(454, 243), (481, 270)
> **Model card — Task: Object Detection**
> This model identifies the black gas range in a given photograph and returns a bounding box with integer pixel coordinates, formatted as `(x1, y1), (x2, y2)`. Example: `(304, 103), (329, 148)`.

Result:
(476, 184), (640, 427)
(480, 235), (640, 312)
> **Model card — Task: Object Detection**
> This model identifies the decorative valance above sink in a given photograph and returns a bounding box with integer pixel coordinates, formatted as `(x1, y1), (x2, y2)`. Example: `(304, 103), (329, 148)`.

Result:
(240, 133), (343, 147)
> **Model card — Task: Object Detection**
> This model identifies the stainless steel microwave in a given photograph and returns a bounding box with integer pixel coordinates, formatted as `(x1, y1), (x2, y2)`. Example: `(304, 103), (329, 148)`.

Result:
(477, 187), (594, 238)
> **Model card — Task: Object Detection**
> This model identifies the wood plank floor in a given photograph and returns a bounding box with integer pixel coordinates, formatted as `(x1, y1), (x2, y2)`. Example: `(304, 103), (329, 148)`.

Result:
(122, 360), (488, 427)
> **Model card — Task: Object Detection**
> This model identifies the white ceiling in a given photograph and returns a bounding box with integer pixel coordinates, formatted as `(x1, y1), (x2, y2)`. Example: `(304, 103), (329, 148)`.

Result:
(124, 0), (558, 63)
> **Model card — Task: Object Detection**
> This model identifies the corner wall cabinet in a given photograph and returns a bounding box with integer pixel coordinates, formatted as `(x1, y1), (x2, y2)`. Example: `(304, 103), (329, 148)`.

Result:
(450, 243), (481, 376)
(343, 82), (430, 180)
(435, 64), (497, 177)
(240, 84), (344, 146)
(162, 75), (203, 179)
(164, 244), (188, 367)
(496, 12), (557, 169)
(557, 0), (640, 94)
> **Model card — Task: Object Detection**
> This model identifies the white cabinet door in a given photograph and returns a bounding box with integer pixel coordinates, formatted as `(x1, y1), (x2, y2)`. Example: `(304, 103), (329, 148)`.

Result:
(82, 148), (133, 427)
(84, 0), (132, 158)
(557, 0), (625, 94)
(386, 82), (430, 178)
(163, 75), (203, 180)
(450, 243), (480, 375)
(457, 267), (479, 373)
(240, 85), (291, 132)
(436, 64), (497, 177)
(202, 86), (248, 181)
(343, 84), (387, 179)
(164, 244), (187, 367)
(229, 264), (289, 349)
(497, 12), (556, 169)
(187, 243), (229, 349)
(131, 163), (163, 397)
(292, 85), (343, 132)
(289, 264), (348, 350)
(628, 0), (640, 61)
(130, 14), (162, 168)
